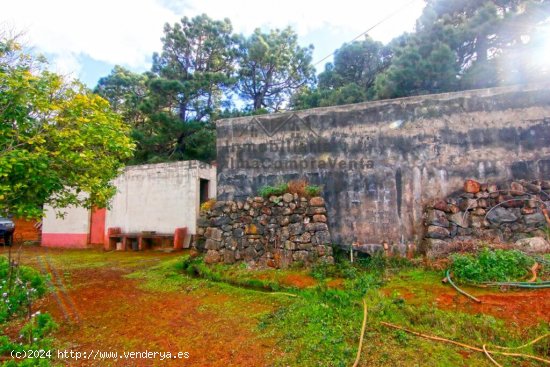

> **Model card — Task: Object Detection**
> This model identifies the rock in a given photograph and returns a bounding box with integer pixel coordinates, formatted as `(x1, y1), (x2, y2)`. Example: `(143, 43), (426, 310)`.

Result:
(210, 216), (231, 227)
(524, 212), (546, 226)
(261, 207), (272, 215)
(309, 197), (325, 207)
(514, 237), (550, 253)
(459, 198), (478, 211)
(524, 182), (541, 193)
(243, 247), (258, 261)
(279, 216), (290, 226)
(205, 250), (221, 264)
(289, 222), (304, 236)
(282, 193), (294, 203)
(424, 239), (448, 259)
(292, 251), (310, 262)
(205, 239), (222, 250)
(472, 208), (486, 216)
(448, 212), (469, 228)
(224, 250), (236, 264)
(510, 182), (525, 196)
(486, 207), (518, 224)
(313, 214), (327, 223)
(477, 198), (489, 208)
(541, 180), (550, 190)
(425, 209), (449, 228)
(427, 198), (449, 212)
(298, 241), (312, 250)
(205, 227), (223, 241)
(289, 214), (302, 223)
(448, 204), (460, 214)
(284, 241), (296, 250)
(297, 232), (312, 243)
(306, 222), (329, 232)
(253, 196), (264, 203)
(425, 225), (450, 239)
(521, 207), (536, 215)
(232, 228), (244, 238)
(487, 183), (498, 194)
(464, 179), (481, 193)
(470, 215), (487, 229)
(307, 207), (327, 215)
(312, 231), (331, 245)
(197, 217), (209, 227)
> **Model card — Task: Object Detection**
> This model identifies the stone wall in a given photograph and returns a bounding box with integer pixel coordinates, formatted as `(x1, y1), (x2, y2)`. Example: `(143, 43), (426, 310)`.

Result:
(216, 83), (550, 250)
(423, 179), (550, 257)
(194, 194), (334, 267)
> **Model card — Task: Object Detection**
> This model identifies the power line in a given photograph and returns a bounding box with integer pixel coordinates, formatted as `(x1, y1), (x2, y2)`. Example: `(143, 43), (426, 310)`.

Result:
(313, 0), (422, 67)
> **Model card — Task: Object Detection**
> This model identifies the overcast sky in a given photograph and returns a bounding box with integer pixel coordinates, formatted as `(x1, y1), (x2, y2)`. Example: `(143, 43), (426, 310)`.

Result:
(1, 0), (426, 87)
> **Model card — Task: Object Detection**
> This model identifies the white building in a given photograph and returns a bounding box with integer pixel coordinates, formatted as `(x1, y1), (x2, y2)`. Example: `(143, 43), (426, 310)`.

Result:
(41, 160), (216, 249)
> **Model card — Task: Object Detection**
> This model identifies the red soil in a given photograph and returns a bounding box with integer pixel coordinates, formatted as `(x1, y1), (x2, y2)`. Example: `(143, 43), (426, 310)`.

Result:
(2, 247), (278, 367)
(436, 287), (550, 328)
(280, 273), (317, 289)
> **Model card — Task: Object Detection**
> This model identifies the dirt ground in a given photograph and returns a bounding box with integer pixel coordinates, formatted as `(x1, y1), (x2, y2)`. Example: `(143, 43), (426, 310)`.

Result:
(1, 246), (279, 367)
(383, 271), (550, 329)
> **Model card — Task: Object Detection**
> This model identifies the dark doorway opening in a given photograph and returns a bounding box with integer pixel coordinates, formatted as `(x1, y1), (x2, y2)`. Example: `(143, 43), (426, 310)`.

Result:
(200, 179), (209, 204)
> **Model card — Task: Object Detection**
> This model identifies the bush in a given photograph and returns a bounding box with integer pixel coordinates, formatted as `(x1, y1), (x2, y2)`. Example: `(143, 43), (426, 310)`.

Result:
(258, 183), (289, 197)
(199, 198), (216, 212)
(0, 257), (47, 323)
(450, 248), (534, 283)
(0, 313), (57, 367)
(304, 185), (321, 197)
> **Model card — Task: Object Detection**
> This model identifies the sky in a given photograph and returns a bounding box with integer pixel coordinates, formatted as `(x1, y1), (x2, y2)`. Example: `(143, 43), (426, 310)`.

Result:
(1, 0), (426, 87)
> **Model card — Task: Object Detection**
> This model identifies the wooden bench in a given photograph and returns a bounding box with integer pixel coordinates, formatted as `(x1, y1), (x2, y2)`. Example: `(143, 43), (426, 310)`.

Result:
(105, 227), (187, 251)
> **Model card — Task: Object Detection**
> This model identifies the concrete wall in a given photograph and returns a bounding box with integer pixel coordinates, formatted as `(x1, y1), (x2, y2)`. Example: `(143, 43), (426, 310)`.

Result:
(42, 204), (90, 248)
(42, 160), (216, 248)
(105, 160), (216, 236)
(216, 83), (550, 248)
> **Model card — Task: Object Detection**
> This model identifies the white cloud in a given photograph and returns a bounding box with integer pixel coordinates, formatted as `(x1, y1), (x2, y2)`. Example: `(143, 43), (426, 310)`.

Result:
(1, 0), (425, 81)
(1, 0), (179, 70)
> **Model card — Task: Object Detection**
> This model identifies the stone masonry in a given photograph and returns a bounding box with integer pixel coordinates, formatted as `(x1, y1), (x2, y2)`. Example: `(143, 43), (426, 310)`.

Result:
(194, 194), (334, 267)
(423, 178), (550, 257)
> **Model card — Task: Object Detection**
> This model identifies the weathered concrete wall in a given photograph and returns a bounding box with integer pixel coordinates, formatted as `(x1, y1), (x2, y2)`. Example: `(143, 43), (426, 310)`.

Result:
(216, 83), (550, 249)
(105, 161), (216, 236)
(42, 204), (90, 248)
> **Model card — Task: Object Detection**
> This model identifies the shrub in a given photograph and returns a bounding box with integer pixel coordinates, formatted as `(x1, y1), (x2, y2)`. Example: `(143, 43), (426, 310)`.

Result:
(288, 179), (307, 196)
(0, 257), (47, 323)
(304, 185), (321, 197)
(199, 198), (216, 212)
(450, 248), (534, 283)
(258, 183), (289, 197)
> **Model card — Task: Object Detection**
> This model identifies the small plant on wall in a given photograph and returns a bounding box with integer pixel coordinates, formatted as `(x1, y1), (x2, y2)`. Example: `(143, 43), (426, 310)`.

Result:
(258, 179), (322, 198)
(200, 199), (216, 212)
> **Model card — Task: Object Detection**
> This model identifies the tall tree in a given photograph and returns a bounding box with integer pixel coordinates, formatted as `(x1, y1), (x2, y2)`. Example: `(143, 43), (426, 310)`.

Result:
(151, 14), (237, 123)
(319, 37), (390, 93)
(94, 65), (148, 127)
(0, 36), (134, 218)
(237, 27), (315, 111)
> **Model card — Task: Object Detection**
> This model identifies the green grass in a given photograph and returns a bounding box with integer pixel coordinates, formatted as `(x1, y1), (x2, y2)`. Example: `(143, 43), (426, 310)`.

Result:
(450, 248), (535, 283)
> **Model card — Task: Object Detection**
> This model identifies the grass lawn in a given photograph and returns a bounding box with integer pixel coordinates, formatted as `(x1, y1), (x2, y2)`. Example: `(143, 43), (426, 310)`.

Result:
(1, 245), (549, 366)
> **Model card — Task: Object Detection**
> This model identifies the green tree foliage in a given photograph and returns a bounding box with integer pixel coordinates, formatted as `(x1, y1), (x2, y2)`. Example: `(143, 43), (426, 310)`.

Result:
(290, 37), (390, 109)
(0, 37), (134, 218)
(94, 65), (148, 126)
(236, 27), (315, 111)
(374, 0), (550, 98)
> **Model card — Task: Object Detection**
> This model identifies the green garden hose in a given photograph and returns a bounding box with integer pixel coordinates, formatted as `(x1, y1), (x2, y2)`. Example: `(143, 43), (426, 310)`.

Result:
(445, 270), (481, 303)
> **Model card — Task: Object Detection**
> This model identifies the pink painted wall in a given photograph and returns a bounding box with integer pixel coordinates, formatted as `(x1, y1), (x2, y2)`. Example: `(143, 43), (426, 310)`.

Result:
(41, 233), (88, 248)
